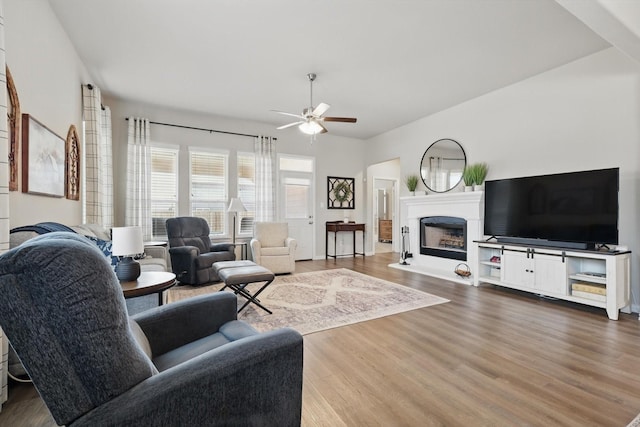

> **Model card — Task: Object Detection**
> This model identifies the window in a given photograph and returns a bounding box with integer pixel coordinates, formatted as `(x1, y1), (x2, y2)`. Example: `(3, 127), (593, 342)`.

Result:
(237, 152), (255, 234)
(190, 149), (228, 235)
(150, 146), (179, 238)
(280, 156), (313, 173)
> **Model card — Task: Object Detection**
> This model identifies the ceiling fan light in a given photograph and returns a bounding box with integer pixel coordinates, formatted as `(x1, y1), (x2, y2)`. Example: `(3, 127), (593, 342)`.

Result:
(299, 120), (323, 135)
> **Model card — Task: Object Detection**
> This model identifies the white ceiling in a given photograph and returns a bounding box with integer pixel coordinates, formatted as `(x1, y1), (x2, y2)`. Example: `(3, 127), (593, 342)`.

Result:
(47, 0), (612, 140)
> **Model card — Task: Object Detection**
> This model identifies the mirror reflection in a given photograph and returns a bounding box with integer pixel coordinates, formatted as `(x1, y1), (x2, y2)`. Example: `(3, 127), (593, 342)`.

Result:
(420, 139), (466, 193)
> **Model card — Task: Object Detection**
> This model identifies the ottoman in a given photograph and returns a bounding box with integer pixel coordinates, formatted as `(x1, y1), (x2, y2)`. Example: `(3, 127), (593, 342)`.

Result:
(213, 261), (275, 314)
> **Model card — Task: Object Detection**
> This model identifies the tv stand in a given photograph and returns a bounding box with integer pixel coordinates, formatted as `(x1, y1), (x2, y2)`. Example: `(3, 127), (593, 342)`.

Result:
(476, 241), (631, 320)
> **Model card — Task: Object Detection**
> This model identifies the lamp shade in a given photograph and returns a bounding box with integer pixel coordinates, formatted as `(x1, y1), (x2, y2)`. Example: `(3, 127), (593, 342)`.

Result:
(227, 198), (247, 213)
(111, 226), (144, 257)
(299, 120), (323, 135)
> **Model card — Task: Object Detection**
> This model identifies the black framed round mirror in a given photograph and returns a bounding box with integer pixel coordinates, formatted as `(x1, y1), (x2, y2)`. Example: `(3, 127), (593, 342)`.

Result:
(419, 139), (466, 193)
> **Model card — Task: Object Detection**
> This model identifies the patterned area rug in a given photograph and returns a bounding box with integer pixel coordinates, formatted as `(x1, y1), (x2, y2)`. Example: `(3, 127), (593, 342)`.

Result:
(166, 268), (449, 335)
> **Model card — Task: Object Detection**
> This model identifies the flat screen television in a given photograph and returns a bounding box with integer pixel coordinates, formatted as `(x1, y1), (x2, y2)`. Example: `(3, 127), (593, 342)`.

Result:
(484, 168), (619, 249)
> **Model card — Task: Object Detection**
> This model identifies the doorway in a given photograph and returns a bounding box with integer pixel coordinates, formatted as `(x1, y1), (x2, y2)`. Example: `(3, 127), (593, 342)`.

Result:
(373, 178), (396, 254)
(368, 158), (400, 255)
(279, 155), (314, 260)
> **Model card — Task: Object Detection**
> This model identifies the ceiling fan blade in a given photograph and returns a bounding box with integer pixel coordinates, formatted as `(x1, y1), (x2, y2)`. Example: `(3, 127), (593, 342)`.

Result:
(271, 110), (304, 119)
(277, 121), (304, 130)
(312, 102), (330, 117)
(322, 117), (357, 123)
(319, 122), (328, 134)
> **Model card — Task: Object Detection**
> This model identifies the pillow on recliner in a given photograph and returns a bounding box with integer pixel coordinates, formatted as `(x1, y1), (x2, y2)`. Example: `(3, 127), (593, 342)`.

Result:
(0, 232), (157, 426)
(85, 235), (118, 270)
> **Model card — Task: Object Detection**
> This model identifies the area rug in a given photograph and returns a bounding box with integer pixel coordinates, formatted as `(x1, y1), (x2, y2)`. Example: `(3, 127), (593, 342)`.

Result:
(166, 268), (449, 335)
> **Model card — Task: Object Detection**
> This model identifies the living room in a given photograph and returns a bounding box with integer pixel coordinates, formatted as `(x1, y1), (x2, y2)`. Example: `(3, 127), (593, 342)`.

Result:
(2, 0), (640, 425)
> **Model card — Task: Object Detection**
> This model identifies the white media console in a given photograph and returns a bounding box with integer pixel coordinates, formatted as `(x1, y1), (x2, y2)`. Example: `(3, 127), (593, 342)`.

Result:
(475, 241), (631, 320)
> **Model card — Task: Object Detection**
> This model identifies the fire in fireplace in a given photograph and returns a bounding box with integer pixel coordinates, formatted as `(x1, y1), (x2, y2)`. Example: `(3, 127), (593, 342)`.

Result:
(420, 216), (467, 261)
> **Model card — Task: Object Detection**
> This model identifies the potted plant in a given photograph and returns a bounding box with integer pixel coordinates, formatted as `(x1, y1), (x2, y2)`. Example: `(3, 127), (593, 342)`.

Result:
(462, 166), (474, 192)
(404, 174), (419, 195)
(471, 162), (488, 191)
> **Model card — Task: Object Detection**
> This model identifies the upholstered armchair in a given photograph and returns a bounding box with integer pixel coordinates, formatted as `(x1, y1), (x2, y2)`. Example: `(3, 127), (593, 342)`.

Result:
(250, 222), (297, 274)
(166, 217), (235, 285)
(0, 232), (303, 426)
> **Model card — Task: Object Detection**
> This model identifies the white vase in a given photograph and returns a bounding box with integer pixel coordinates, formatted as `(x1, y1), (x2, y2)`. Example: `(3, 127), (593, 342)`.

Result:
(464, 186), (473, 192)
(343, 217), (349, 223)
(410, 191), (416, 196)
(474, 184), (484, 191)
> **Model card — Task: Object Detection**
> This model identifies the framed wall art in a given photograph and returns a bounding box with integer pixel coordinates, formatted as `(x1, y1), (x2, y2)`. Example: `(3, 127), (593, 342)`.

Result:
(65, 124), (80, 200)
(21, 114), (66, 197)
(327, 176), (355, 209)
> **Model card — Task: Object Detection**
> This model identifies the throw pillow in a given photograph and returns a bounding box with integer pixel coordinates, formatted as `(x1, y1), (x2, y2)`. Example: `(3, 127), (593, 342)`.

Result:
(85, 236), (118, 270)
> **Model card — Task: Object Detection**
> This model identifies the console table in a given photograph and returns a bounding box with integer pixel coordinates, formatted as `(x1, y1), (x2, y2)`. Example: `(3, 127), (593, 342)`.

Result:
(326, 221), (365, 259)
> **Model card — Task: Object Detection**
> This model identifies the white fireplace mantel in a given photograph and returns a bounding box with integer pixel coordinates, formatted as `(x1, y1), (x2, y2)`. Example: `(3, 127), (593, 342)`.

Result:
(391, 191), (484, 285)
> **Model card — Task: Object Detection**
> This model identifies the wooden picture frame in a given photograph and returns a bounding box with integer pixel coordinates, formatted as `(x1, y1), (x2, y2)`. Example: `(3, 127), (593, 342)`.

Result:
(65, 124), (80, 200)
(327, 176), (355, 209)
(7, 66), (20, 191)
(21, 114), (65, 197)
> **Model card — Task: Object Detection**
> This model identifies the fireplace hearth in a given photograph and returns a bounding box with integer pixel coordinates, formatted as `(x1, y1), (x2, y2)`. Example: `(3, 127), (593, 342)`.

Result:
(420, 216), (467, 261)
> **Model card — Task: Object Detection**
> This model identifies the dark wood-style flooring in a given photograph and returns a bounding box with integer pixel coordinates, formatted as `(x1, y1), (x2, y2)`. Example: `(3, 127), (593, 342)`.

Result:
(2, 252), (640, 426)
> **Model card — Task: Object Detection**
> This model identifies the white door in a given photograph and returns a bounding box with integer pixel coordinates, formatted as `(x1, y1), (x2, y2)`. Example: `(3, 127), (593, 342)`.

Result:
(502, 250), (533, 288)
(281, 172), (314, 260)
(533, 253), (568, 295)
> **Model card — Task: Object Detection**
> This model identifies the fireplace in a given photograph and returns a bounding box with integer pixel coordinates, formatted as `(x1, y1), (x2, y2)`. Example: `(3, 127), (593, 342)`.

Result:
(420, 216), (467, 261)
(396, 192), (482, 285)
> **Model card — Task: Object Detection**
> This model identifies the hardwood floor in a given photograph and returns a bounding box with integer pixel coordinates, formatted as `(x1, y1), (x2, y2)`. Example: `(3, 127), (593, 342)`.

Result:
(2, 252), (640, 426)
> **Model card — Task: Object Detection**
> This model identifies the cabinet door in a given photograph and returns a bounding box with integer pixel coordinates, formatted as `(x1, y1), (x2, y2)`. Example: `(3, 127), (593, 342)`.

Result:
(532, 253), (567, 295)
(502, 250), (533, 288)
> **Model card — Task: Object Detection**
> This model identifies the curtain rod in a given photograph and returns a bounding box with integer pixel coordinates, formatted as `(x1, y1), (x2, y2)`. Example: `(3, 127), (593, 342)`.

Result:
(124, 117), (276, 140)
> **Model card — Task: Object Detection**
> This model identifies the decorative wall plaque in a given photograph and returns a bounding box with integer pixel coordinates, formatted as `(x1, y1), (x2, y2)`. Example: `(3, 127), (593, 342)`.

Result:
(65, 124), (80, 200)
(7, 66), (20, 191)
(327, 176), (355, 209)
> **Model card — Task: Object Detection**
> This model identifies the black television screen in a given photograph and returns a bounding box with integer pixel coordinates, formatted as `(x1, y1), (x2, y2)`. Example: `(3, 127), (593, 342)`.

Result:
(484, 168), (619, 247)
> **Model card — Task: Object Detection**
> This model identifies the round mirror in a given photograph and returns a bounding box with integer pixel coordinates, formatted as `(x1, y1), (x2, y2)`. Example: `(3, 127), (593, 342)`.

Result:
(420, 139), (466, 193)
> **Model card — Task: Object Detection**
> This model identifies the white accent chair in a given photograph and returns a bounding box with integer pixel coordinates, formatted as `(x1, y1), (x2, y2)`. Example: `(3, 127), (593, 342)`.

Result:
(250, 222), (297, 274)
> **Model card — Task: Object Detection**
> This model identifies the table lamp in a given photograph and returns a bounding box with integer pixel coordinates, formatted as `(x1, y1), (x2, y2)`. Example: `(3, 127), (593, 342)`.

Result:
(227, 197), (247, 244)
(112, 226), (144, 281)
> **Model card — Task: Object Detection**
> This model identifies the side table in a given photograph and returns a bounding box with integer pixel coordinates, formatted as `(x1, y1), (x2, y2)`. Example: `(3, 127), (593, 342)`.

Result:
(120, 271), (177, 306)
(228, 242), (248, 260)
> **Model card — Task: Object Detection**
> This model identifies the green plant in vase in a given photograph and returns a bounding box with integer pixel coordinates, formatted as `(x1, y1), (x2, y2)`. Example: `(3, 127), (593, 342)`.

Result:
(462, 166), (474, 191)
(404, 174), (419, 195)
(471, 162), (488, 190)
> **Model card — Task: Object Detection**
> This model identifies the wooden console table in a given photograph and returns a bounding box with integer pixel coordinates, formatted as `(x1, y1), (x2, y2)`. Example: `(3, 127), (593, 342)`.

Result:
(326, 221), (365, 259)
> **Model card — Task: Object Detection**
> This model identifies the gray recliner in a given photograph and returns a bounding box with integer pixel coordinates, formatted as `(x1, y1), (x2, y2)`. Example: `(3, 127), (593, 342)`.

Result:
(166, 216), (236, 285)
(0, 232), (303, 426)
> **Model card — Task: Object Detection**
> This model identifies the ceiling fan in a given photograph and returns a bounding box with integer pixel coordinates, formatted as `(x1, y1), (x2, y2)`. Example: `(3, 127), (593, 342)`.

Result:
(272, 73), (357, 136)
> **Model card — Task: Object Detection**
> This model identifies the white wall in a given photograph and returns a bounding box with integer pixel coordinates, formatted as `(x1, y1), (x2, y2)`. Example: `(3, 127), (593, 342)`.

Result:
(105, 96), (366, 259)
(5, 0), (90, 228)
(366, 47), (640, 310)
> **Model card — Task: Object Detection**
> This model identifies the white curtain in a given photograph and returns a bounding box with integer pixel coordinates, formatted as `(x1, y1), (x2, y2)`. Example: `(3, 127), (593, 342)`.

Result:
(82, 84), (114, 228)
(125, 117), (152, 240)
(254, 136), (276, 222)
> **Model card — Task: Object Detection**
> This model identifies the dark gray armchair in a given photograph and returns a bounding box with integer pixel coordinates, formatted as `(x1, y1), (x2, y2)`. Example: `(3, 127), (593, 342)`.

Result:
(0, 232), (303, 426)
(166, 217), (236, 285)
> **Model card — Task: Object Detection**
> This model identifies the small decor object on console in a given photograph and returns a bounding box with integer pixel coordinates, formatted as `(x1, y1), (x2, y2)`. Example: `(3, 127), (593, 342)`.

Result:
(112, 226), (144, 281)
